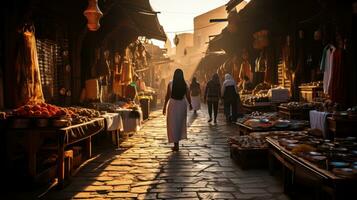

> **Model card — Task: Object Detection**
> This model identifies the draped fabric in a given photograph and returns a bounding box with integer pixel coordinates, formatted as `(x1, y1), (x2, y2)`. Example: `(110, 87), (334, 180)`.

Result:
(329, 48), (347, 105)
(15, 29), (45, 107)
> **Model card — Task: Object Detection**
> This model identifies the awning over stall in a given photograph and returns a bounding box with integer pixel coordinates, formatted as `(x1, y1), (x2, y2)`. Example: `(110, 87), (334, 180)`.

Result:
(117, 0), (166, 41)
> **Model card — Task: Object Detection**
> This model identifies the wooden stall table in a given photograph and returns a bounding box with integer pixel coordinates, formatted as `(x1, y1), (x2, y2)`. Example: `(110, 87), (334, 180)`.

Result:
(299, 85), (323, 102)
(327, 117), (357, 138)
(242, 102), (277, 113)
(236, 120), (308, 135)
(115, 108), (143, 133)
(278, 106), (313, 120)
(267, 137), (357, 199)
(6, 118), (105, 187)
(101, 113), (123, 147)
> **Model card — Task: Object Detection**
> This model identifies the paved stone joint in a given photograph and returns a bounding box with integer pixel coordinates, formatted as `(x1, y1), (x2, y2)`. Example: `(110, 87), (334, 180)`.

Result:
(46, 108), (289, 200)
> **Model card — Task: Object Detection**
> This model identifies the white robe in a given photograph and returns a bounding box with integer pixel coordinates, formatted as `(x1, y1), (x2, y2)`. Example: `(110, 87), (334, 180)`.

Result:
(166, 81), (188, 143)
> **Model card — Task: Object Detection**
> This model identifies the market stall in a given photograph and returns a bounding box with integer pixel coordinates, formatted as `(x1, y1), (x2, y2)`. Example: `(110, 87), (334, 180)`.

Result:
(88, 102), (143, 134)
(101, 112), (123, 147)
(278, 101), (321, 120)
(267, 133), (357, 198)
(6, 113), (105, 187)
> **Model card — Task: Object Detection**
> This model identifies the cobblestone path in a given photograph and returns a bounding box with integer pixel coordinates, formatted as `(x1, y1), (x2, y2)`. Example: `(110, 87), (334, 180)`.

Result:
(46, 108), (289, 200)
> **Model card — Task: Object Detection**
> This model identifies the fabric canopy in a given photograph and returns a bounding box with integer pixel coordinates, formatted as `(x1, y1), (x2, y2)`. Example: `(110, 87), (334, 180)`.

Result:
(117, 0), (167, 41)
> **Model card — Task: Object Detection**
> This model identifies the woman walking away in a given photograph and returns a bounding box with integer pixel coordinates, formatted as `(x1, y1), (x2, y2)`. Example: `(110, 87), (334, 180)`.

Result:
(190, 77), (201, 114)
(163, 69), (192, 151)
(222, 74), (239, 122)
(204, 73), (221, 123)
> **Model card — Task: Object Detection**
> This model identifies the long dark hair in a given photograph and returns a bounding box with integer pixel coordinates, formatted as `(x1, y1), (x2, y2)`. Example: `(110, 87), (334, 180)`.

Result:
(171, 69), (186, 100)
(190, 77), (199, 87)
(212, 73), (220, 84)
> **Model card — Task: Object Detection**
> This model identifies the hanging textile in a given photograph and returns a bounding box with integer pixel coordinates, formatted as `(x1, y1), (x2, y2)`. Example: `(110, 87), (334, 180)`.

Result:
(329, 48), (347, 105)
(120, 61), (132, 86)
(264, 47), (277, 85)
(15, 25), (45, 107)
(232, 59), (240, 83)
(320, 44), (336, 94)
(239, 60), (253, 82)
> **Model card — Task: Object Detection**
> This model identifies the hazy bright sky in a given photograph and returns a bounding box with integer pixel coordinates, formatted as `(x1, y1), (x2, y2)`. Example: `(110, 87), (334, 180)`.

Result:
(149, 0), (229, 47)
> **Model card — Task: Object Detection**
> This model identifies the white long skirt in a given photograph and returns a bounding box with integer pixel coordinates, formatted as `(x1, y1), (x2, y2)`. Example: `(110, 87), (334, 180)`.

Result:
(191, 95), (201, 110)
(166, 98), (187, 143)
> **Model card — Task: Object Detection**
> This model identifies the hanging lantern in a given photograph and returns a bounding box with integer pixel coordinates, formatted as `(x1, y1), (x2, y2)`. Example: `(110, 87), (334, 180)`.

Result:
(83, 0), (103, 31)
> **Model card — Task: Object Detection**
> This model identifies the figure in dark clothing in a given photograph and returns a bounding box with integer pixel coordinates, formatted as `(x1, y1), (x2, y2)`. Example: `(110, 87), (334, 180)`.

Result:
(204, 73), (221, 123)
(222, 74), (239, 122)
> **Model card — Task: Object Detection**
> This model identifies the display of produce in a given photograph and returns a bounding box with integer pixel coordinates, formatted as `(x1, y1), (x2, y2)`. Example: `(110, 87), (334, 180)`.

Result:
(229, 131), (307, 149)
(252, 82), (271, 95)
(242, 94), (270, 105)
(12, 103), (71, 118)
(280, 102), (322, 110)
(66, 107), (100, 124)
(300, 81), (323, 87)
(229, 135), (268, 149)
(9, 103), (101, 127)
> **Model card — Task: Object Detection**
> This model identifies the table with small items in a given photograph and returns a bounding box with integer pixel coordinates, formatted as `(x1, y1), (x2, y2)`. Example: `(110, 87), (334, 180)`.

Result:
(266, 134), (357, 199)
(299, 82), (323, 102)
(6, 118), (105, 187)
(278, 102), (321, 120)
(242, 102), (278, 113)
(115, 108), (143, 133)
(236, 112), (309, 135)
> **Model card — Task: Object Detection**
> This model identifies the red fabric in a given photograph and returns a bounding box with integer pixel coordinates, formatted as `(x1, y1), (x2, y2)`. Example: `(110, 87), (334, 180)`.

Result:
(329, 48), (346, 105)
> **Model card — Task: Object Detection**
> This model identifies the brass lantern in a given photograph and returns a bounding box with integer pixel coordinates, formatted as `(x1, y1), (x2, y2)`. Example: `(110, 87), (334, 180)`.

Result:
(83, 0), (103, 31)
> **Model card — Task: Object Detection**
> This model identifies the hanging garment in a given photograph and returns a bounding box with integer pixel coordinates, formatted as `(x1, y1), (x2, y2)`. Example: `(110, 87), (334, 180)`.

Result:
(329, 48), (347, 104)
(15, 28), (45, 106)
(232, 61), (240, 83)
(321, 44), (336, 94)
(112, 64), (122, 96)
(239, 61), (253, 82)
(120, 61), (132, 85)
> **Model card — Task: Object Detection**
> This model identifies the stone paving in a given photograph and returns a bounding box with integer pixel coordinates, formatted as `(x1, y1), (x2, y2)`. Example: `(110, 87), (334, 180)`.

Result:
(45, 107), (289, 200)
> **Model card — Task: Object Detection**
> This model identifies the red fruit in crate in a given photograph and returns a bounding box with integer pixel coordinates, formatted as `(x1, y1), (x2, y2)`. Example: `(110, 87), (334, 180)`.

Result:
(24, 105), (31, 111)
(49, 111), (56, 117)
(34, 111), (41, 116)
(29, 110), (35, 116)
(58, 109), (67, 116)
(19, 110), (28, 116)
(43, 111), (50, 118)
(33, 105), (41, 111)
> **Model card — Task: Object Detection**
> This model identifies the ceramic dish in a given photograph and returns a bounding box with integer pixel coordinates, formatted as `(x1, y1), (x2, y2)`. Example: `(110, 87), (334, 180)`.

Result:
(332, 168), (357, 178)
(285, 139), (299, 144)
(334, 147), (348, 152)
(330, 161), (350, 168)
(286, 143), (299, 150)
(309, 151), (322, 156)
(310, 155), (327, 161)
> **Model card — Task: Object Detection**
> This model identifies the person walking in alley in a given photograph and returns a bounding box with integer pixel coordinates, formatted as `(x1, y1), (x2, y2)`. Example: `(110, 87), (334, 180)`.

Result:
(190, 77), (201, 114)
(222, 73), (239, 122)
(204, 73), (221, 123)
(163, 69), (192, 151)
